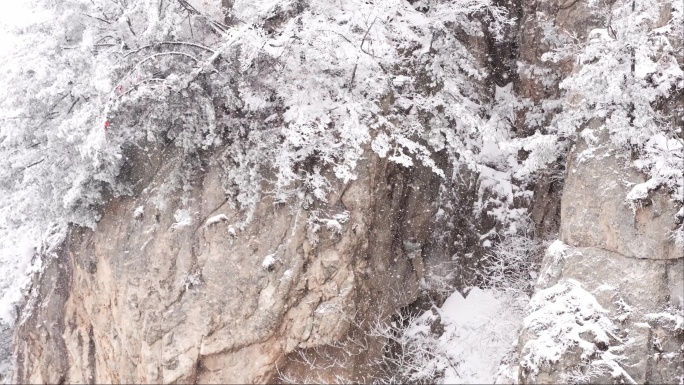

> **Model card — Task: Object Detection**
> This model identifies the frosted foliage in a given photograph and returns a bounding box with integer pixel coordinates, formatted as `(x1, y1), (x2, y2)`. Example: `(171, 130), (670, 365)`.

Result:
(226, 0), (514, 201)
(0, 0), (514, 323)
(0, 0), (194, 240)
(0, 0), (514, 235)
(480, 232), (544, 296)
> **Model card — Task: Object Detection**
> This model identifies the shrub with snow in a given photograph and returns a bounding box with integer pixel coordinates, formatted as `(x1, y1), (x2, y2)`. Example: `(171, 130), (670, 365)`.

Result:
(520, 279), (635, 384)
(479, 231), (545, 297)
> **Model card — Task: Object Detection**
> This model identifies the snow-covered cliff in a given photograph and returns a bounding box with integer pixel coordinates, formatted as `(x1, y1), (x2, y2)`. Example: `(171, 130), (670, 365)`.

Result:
(0, 0), (681, 383)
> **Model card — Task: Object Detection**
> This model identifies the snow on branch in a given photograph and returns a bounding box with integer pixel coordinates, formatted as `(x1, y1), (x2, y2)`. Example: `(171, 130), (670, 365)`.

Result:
(521, 279), (635, 384)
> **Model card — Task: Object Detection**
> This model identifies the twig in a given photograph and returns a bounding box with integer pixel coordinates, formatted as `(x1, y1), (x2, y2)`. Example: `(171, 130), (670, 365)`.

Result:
(66, 97), (81, 115)
(20, 158), (45, 173)
(360, 16), (378, 55)
(122, 78), (166, 97)
(123, 41), (215, 57)
(126, 17), (137, 36)
(348, 62), (358, 90)
(81, 13), (111, 24)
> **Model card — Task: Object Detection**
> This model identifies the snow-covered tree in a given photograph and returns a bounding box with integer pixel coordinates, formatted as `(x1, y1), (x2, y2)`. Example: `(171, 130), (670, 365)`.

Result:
(0, 0), (519, 244)
(0, 0), (518, 323)
(521, 279), (635, 384)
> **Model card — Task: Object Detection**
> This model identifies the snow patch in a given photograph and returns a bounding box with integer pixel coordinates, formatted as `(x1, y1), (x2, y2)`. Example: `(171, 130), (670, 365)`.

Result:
(133, 206), (144, 219)
(170, 209), (193, 229)
(205, 214), (229, 227)
(626, 178), (661, 204)
(393, 288), (527, 384)
(547, 239), (568, 258)
(262, 254), (278, 270)
(437, 288), (526, 384)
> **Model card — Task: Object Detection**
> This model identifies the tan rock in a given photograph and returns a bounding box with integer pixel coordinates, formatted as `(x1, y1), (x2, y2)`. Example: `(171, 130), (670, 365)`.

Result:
(561, 136), (683, 260)
(520, 135), (683, 384)
(13, 150), (444, 384)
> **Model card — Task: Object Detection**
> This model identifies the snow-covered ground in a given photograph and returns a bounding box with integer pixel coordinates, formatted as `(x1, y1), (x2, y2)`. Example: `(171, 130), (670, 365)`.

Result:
(437, 288), (525, 383)
(399, 287), (527, 384)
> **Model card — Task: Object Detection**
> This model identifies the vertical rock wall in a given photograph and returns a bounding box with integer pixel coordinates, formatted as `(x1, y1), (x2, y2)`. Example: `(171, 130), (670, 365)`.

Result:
(514, 1), (683, 382)
(11, 146), (471, 384)
(518, 135), (683, 384)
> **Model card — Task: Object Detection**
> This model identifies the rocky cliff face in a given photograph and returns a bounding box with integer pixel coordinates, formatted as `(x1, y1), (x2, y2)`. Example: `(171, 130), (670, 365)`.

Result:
(11, 145), (478, 384)
(513, 1), (684, 383)
(517, 134), (683, 384)
(7, 0), (683, 384)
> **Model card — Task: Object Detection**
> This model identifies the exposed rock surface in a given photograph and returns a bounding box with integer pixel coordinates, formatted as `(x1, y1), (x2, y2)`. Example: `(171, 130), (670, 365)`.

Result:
(518, 136), (684, 384)
(561, 138), (683, 261)
(514, 1), (683, 382)
(12, 143), (472, 384)
(8, 0), (682, 383)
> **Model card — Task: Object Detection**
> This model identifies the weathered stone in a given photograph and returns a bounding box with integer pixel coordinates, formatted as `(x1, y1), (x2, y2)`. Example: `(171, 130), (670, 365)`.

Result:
(522, 245), (684, 384)
(519, 135), (683, 384)
(561, 137), (683, 260)
(12, 149), (455, 384)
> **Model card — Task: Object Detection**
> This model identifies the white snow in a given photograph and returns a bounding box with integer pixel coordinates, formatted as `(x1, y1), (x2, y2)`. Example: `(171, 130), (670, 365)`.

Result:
(170, 209), (193, 229)
(324, 219), (343, 233)
(626, 177), (661, 203)
(0, 1), (680, 383)
(133, 206), (145, 219)
(401, 288), (526, 384)
(644, 311), (684, 332)
(280, 269), (293, 282)
(392, 75), (411, 87)
(205, 214), (229, 227)
(521, 279), (634, 383)
(547, 239), (568, 258)
(436, 288), (526, 384)
(262, 254), (278, 270)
